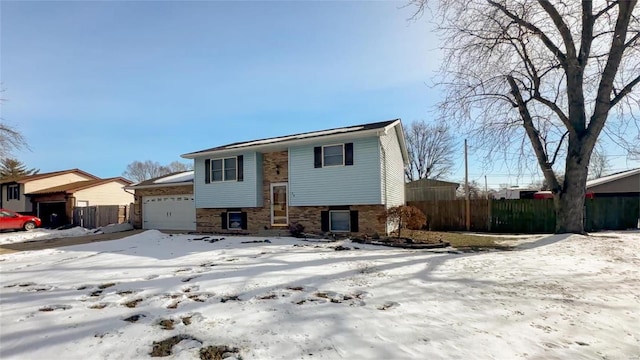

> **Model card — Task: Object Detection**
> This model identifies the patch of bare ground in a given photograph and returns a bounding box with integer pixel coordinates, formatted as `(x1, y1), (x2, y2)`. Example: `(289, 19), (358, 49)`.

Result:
(150, 335), (201, 357)
(220, 295), (240, 303)
(199, 345), (242, 360)
(258, 294), (277, 300)
(158, 319), (175, 330)
(123, 299), (143, 308)
(39, 305), (71, 312)
(98, 283), (116, 289)
(123, 314), (146, 323)
(89, 303), (107, 309)
(182, 316), (193, 325)
(287, 286), (304, 291)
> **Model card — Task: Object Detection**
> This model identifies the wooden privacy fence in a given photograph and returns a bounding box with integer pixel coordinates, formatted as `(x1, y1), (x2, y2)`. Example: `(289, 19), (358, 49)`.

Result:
(409, 196), (639, 233)
(73, 205), (130, 229)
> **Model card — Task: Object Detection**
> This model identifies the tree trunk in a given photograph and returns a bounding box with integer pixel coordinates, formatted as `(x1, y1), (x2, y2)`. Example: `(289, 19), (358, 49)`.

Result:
(554, 139), (590, 234)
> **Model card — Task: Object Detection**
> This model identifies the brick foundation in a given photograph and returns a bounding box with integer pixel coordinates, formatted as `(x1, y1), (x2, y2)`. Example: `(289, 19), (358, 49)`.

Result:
(196, 204), (386, 236)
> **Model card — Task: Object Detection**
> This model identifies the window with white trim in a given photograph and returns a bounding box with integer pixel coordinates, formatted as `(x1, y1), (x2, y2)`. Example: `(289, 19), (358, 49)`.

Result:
(7, 184), (19, 200)
(329, 210), (350, 232)
(227, 211), (242, 230)
(323, 144), (344, 166)
(211, 157), (237, 182)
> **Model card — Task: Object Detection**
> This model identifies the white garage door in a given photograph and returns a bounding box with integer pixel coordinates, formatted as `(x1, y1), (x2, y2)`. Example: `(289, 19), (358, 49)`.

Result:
(142, 195), (196, 231)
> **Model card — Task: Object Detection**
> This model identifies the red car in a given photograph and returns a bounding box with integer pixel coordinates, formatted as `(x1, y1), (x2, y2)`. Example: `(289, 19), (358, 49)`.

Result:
(0, 209), (42, 231)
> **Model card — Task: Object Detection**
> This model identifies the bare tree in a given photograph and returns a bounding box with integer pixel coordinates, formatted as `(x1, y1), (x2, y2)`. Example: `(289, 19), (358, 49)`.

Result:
(0, 123), (28, 159)
(405, 120), (455, 181)
(1, 90), (29, 158)
(123, 160), (171, 182)
(167, 161), (193, 172)
(412, 0), (640, 233)
(123, 160), (194, 182)
(587, 146), (611, 180)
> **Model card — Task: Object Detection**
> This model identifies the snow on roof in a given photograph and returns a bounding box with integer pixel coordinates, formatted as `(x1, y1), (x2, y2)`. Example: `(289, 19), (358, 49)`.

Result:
(153, 171), (194, 184)
(586, 168), (640, 188)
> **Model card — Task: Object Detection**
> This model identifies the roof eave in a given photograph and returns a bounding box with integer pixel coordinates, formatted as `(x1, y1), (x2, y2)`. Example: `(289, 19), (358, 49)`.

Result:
(181, 128), (385, 159)
(386, 120), (410, 164)
(125, 182), (194, 190)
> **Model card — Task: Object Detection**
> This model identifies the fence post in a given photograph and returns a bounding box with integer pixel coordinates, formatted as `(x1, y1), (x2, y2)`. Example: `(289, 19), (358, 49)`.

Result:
(487, 198), (492, 232)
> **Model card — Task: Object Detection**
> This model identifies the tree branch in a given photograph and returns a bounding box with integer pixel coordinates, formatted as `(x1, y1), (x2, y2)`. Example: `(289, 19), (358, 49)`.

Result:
(507, 75), (560, 192)
(537, 0), (577, 59)
(588, 0), (638, 142)
(550, 131), (569, 166)
(610, 74), (640, 108)
(579, 0), (594, 66)
(486, 0), (568, 67)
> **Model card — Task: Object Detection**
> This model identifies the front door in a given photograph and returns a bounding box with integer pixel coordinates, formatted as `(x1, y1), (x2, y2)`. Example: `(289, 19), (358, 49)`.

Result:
(270, 183), (288, 226)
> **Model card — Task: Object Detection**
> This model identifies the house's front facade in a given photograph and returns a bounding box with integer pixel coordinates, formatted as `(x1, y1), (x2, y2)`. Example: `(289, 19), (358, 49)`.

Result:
(182, 119), (408, 235)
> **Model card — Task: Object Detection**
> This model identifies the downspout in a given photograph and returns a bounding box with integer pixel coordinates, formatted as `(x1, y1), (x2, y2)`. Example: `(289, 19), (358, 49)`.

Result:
(379, 136), (389, 234)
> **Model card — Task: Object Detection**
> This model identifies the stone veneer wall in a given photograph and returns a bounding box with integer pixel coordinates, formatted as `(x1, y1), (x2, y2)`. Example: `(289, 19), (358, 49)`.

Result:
(132, 185), (194, 228)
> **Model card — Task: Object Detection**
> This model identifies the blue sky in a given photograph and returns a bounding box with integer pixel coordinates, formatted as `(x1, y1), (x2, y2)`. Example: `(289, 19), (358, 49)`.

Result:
(2, 1), (637, 187)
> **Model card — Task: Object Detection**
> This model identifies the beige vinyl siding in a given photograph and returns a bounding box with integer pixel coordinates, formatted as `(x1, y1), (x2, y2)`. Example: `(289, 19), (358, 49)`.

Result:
(2, 184), (30, 212)
(73, 182), (133, 206)
(24, 173), (95, 193)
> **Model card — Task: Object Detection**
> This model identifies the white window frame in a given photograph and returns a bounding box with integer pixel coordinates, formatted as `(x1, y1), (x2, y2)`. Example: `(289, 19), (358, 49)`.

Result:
(322, 144), (345, 167)
(7, 184), (19, 200)
(329, 210), (350, 232)
(211, 156), (237, 182)
(227, 211), (242, 231)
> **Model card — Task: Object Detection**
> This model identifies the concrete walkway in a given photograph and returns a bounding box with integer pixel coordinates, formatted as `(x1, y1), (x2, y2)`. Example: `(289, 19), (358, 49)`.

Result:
(0, 230), (145, 255)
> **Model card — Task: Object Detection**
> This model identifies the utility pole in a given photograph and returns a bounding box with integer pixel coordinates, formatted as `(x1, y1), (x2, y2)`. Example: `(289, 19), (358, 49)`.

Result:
(465, 139), (470, 231)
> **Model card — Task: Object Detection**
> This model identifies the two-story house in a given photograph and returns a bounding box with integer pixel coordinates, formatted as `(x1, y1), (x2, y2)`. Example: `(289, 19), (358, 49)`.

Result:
(181, 119), (408, 235)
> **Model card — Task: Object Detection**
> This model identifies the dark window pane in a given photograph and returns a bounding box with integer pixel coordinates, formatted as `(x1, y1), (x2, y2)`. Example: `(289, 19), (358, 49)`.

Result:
(228, 212), (242, 230)
(224, 158), (237, 181)
(330, 211), (350, 232)
(323, 145), (344, 166)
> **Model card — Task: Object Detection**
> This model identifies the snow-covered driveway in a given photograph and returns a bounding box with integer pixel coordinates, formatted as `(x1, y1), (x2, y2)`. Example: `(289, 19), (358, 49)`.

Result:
(0, 231), (638, 359)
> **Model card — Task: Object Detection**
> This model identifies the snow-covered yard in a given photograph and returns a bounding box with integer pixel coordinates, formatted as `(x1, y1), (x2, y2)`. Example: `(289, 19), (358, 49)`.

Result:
(0, 227), (96, 245)
(0, 230), (638, 359)
(0, 223), (134, 246)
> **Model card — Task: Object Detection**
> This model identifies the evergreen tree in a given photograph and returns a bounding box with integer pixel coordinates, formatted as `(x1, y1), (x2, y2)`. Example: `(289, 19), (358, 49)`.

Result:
(0, 158), (39, 181)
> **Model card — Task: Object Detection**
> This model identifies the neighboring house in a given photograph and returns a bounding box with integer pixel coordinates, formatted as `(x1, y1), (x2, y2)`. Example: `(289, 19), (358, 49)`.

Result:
(181, 119), (409, 235)
(0, 169), (133, 227)
(586, 168), (640, 197)
(125, 171), (195, 231)
(496, 187), (539, 199)
(405, 178), (459, 201)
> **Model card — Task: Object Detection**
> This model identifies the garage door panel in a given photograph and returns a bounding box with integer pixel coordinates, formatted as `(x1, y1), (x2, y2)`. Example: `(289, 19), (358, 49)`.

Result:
(142, 195), (195, 231)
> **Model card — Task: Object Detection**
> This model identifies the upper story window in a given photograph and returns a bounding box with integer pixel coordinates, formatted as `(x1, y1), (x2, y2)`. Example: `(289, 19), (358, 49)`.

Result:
(323, 145), (344, 166)
(7, 184), (19, 200)
(205, 155), (243, 183)
(314, 143), (354, 168)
